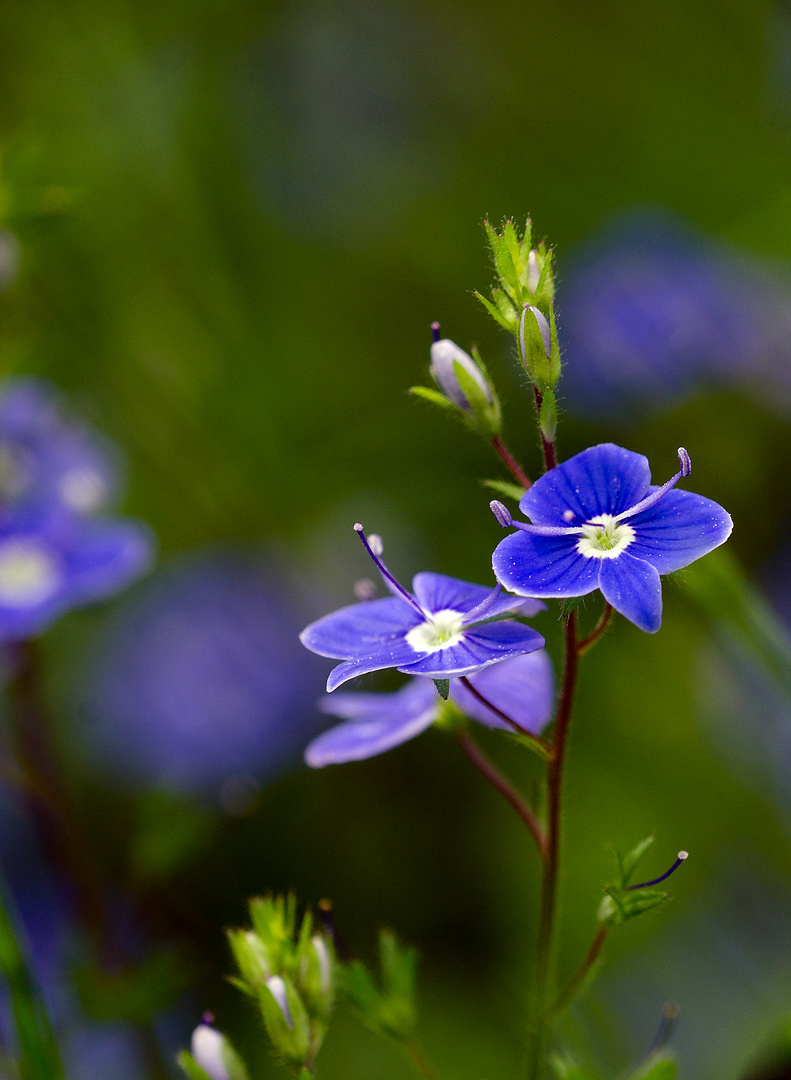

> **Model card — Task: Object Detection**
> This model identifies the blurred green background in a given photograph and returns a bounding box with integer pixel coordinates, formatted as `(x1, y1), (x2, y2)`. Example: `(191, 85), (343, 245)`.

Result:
(2, 1), (791, 1077)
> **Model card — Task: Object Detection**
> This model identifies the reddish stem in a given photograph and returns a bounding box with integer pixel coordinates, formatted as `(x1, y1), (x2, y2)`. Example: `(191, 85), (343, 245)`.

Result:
(457, 732), (547, 858)
(459, 676), (552, 758)
(532, 387), (557, 471)
(551, 926), (608, 1013)
(492, 436), (532, 490)
(578, 603), (614, 654)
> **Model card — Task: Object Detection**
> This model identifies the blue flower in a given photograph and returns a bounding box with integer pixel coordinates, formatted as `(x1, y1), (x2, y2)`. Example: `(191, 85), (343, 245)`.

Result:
(305, 651), (554, 766)
(0, 379), (121, 516)
(79, 551), (326, 796)
(491, 443), (732, 633)
(300, 525), (546, 692)
(0, 507), (153, 641)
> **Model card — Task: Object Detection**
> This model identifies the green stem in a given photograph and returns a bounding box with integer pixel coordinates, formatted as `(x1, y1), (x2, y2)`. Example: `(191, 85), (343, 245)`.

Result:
(526, 611), (579, 1079)
(550, 926), (608, 1015)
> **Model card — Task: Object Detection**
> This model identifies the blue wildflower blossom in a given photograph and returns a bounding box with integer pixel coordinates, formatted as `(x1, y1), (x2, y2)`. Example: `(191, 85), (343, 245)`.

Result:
(300, 525), (546, 691)
(0, 507), (152, 641)
(0, 379), (121, 516)
(491, 443), (732, 633)
(305, 651), (554, 766)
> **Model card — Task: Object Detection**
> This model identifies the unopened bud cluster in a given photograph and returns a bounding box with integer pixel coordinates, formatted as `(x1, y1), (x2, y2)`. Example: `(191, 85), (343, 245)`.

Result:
(411, 324), (501, 437)
(226, 894), (335, 1073)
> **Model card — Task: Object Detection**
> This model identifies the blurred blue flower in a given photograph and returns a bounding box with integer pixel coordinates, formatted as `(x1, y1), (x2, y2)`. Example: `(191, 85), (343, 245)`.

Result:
(305, 650), (554, 766)
(0, 379), (122, 516)
(558, 210), (782, 417)
(0, 508), (152, 642)
(301, 526), (545, 691)
(78, 550), (327, 796)
(492, 443), (732, 632)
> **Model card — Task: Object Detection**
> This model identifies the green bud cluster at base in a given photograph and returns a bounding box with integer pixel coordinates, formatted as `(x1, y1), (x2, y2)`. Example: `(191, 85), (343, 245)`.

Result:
(597, 836), (672, 928)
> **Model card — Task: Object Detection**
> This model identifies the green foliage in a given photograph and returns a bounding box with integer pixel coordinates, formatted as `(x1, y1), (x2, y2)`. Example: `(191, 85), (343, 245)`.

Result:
(478, 219), (555, 335)
(549, 1054), (597, 1080)
(0, 871), (64, 1080)
(597, 837), (671, 928)
(482, 478), (526, 502)
(625, 1052), (677, 1080)
(129, 791), (215, 882)
(177, 1052), (214, 1080)
(341, 929), (418, 1043)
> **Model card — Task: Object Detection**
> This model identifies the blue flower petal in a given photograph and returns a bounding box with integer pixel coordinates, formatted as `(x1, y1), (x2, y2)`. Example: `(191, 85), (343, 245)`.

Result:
(63, 520), (154, 605)
(300, 597), (422, 660)
(450, 651), (554, 734)
(412, 572), (494, 614)
(519, 443), (651, 525)
(306, 681), (439, 765)
(326, 637), (426, 691)
(627, 488), (733, 573)
(492, 532), (600, 597)
(398, 620), (544, 679)
(598, 554), (662, 633)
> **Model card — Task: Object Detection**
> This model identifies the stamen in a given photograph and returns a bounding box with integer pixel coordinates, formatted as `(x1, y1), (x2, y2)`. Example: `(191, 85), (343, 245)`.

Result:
(461, 583), (502, 626)
(431, 321), (441, 343)
(627, 850), (688, 890)
(353, 524), (425, 617)
(490, 500), (513, 528)
(353, 578), (377, 601)
(615, 448), (692, 523)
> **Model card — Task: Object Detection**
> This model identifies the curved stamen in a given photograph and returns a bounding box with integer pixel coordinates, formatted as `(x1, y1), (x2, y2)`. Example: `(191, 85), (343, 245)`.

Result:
(354, 525), (426, 618)
(461, 583), (502, 626)
(615, 448), (692, 523)
(627, 850), (688, 891)
(489, 501), (578, 537)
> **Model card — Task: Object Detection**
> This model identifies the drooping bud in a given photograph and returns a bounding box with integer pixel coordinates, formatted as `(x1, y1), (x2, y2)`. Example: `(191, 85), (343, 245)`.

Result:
(429, 338), (493, 410)
(190, 1024), (232, 1080)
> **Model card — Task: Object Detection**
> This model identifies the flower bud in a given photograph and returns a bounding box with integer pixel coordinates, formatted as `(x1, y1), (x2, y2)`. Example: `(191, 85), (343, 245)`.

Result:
(191, 1024), (232, 1080)
(519, 303), (561, 389)
(430, 338), (493, 411)
(227, 928), (271, 987)
(266, 975), (293, 1028)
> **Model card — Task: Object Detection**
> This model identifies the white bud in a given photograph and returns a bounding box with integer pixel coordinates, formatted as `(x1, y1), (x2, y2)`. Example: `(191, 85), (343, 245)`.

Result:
(429, 339), (492, 410)
(311, 935), (332, 995)
(191, 1024), (231, 1080)
(266, 975), (293, 1028)
(527, 248), (541, 293)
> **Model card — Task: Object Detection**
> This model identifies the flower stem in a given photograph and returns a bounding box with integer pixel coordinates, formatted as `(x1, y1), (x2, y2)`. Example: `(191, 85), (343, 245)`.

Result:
(550, 926), (608, 1014)
(577, 603), (613, 654)
(405, 1039), (440, 1080)
(526, 610), (579, 1078)
(532, 388), (557, 472)
(492, 436), (532, 490)
(459, 677), (553, 759)
(456, 732), (547, 858)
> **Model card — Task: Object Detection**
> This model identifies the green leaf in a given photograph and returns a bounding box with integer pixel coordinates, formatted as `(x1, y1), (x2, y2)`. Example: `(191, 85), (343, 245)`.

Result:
(474, 290), (516, 332)
(409, 386), (463, 415)
(130, 791), (215, 882)
(177, 1052), (213, 1080)
(221, 1040), (252, 1080)
(617, 835), (655, 887)
(548, 1054), (594, 1080)
(0, 870), (64, 1080)
(340, 930), (418, 1043)
(433, 679), (449, 700)
(482, 479), (526, 502)
(625, 1052), (677, 1080)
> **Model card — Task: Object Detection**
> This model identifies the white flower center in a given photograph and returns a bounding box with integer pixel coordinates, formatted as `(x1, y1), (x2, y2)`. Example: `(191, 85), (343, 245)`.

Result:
(576, 514), (635, 560)
(59, 467), (108, 512)
(405, 608), (465, 653)
(0, 539), (60, 607)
